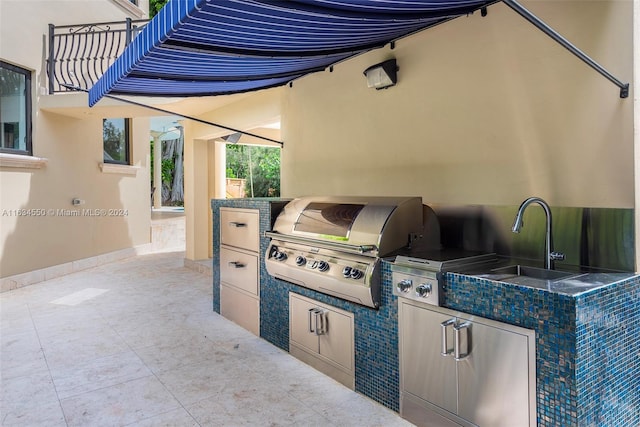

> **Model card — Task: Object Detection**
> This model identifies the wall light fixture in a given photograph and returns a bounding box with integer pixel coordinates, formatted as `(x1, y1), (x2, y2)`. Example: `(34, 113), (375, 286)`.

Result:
(363, 58), (398, 90)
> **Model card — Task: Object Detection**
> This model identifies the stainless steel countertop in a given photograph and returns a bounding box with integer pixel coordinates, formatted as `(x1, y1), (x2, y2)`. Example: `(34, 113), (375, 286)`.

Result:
(452, 270), (638, 296)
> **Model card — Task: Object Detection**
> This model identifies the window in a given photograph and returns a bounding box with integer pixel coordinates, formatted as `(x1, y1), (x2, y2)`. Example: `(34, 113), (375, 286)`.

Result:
(103, 118), (131, 165)
(0, 61), (32, 155)
(129, 0), (138, 4)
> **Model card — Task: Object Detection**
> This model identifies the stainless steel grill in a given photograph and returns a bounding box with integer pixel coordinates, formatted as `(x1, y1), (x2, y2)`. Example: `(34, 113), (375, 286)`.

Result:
(265, 196), (429, 308)
(392, 251), (498, 306)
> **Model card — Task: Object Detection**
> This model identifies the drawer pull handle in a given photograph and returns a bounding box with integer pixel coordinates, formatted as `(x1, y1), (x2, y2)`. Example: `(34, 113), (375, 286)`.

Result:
(229, 222), (246, 228)
(228, 261), (246, 268)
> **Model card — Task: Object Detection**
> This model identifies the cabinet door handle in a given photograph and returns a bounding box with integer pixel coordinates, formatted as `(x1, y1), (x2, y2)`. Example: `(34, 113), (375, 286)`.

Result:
(228, 261), (245, 268)
(454, 321), (471, 361)
(441, 318), (456, 356)
(316, 310), (327, 335)
(229, 221), (246, 228)
(308, 308), (318, 334)
(308, 308), (326, 336)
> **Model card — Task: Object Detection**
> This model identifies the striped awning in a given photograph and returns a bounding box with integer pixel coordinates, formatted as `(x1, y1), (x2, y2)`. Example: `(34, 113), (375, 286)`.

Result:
(88, 0), (494, 106)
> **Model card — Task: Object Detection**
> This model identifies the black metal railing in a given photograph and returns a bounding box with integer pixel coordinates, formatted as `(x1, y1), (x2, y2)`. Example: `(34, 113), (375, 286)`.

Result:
(47, 18), (148, 94)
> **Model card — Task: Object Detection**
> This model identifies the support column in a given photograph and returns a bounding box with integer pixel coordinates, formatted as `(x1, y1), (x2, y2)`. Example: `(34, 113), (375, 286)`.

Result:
(183, 122), (210, 261)
(207, 140), (227, 258)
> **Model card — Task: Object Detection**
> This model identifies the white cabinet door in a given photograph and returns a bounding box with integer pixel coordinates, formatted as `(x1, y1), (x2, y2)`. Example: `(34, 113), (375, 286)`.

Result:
(399, 301), (457, 415)
(456, 318), (532, 427)
(319, 307), (353, 372)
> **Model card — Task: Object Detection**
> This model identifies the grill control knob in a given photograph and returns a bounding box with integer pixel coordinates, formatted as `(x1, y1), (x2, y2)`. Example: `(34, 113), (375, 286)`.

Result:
(350, 268), (363, 280)
(274, 251), (287, 261)
(397, 279), (412, 293)
(318, 261), (329, 272)
(342, 266), (352, 277)
(415, 283), (432, 298)
(295, 256), (306, 266)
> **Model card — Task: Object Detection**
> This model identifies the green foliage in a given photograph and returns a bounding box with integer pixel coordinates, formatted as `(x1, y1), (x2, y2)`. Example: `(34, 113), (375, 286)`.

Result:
(161, 158), (174, 185)
(149, 0), (169, 17)
(226, 144), (280, 197)
(226, 145), (248, 179)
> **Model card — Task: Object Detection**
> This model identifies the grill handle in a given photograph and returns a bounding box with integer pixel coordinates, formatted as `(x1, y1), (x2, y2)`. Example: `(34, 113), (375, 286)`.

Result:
(265, 231), (377, 255)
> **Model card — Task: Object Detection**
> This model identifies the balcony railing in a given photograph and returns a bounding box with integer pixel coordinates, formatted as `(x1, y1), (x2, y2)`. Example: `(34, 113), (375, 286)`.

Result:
(47, 18), (148, 94)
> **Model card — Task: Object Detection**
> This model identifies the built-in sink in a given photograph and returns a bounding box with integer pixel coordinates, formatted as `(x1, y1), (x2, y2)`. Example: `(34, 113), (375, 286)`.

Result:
(474, 265), (583, 289)
(490, 265), (575, 281)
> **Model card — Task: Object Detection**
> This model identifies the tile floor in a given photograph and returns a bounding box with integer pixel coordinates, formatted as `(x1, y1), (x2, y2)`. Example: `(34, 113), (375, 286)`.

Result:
(1, 251), (412, 426)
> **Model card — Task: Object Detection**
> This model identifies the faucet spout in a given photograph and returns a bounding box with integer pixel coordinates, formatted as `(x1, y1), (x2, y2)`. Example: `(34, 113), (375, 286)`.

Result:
(512, 197), (564, 270)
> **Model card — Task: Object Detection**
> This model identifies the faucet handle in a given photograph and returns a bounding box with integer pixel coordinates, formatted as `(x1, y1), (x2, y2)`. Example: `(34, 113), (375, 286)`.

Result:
(550, 252), (565, 261)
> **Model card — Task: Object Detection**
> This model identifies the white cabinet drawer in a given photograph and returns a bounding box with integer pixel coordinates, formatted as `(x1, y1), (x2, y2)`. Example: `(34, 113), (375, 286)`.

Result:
(220, 208), (259, 252)
(220, 247), (258, 296)
(220, 284), (259, 336)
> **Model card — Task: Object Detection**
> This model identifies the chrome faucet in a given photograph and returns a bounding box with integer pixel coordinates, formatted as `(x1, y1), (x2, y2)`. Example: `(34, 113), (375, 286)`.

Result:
(512, 197), (565, 270)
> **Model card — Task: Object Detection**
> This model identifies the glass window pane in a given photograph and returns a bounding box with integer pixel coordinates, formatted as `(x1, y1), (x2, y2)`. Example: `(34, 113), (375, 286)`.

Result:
(103, 118), (130, 164)
(0, 62), (29, 153)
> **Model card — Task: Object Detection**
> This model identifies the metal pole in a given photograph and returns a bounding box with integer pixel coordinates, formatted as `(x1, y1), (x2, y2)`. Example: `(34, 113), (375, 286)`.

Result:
(60, 84), (284, 146)
(125, 18), (132, 45)
(502, 0), (629, 98)
(48, 24), (55, 94)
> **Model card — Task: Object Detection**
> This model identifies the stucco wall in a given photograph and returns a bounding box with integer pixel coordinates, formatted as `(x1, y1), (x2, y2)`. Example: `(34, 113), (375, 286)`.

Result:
(0, 113), (151, 277)
(280, 0), (633, 209)
(0, 0), (151, 277)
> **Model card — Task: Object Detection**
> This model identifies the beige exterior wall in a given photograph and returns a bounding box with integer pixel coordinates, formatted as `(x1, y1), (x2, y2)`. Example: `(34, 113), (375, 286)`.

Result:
(280, 0), (633, 209)
(1, 0), (151, 278)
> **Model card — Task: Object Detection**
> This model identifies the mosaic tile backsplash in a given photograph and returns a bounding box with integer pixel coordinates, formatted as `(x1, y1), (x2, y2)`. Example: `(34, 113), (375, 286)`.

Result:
(212, 199), (640, 425)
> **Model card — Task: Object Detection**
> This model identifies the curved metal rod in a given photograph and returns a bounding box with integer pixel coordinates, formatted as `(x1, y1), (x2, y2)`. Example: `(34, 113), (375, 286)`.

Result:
(502, 0), (629, 98)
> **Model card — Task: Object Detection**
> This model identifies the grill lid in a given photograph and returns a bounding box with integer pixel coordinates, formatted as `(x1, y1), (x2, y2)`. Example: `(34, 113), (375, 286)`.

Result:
(268, 196), (424, 257)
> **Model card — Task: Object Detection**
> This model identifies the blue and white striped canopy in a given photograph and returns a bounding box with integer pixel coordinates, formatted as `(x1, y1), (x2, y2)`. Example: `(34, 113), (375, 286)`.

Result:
(88, 0), (494, 106)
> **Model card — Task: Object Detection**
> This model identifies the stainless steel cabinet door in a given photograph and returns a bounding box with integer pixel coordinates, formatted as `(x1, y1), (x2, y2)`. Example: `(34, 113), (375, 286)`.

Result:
(319, 308), (354, 372)
(456, 318), (531, 427)
(399, 301), (457, 415)
(289, 293), (321, 354)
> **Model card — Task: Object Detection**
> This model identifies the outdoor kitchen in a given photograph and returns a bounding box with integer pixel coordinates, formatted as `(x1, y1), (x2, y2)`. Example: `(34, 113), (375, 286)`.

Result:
(212, 196), (639, 427)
